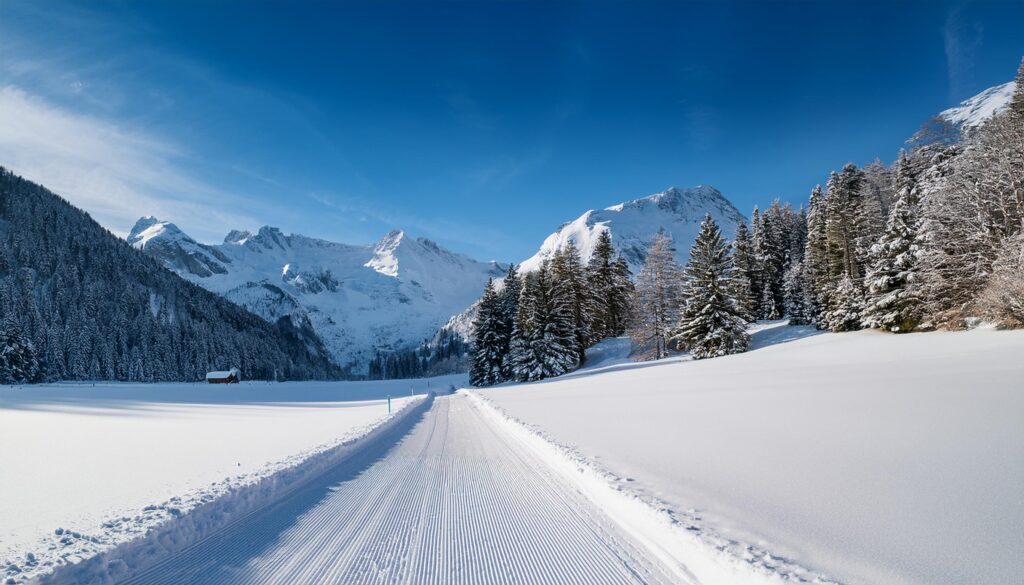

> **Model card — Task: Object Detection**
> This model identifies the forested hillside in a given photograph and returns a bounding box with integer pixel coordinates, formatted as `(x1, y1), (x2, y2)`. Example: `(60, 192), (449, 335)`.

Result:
(0, 169), (340, 383)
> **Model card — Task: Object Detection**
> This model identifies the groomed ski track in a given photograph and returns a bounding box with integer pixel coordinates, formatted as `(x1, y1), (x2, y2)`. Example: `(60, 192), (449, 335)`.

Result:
(95, 394), (675, 585)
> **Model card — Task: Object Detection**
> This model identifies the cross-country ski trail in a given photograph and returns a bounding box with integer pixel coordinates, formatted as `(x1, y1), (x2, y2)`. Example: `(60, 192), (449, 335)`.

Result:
(101, 394), (677, 585)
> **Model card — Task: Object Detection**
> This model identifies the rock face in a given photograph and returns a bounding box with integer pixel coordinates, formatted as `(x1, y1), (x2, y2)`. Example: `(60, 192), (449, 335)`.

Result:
(519, 185), (745, 275)
(130, 218), (506, 373)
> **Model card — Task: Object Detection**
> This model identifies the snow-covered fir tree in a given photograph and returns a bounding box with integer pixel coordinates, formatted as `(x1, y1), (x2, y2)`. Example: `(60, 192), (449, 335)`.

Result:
(469, 278), (507, 387)
(627, 231), (681, 360)
(758, 201), (789, 319)
(508, 262), (578, 381)
(672, 215), (750, 359)
(585, 230), (634, 340)
(730, 221), (757, 321)
(820, 275), (865, 332)
(550, 242), (589, 365)
(497, 265), (521, 379)
(0, 315), (40, 384)
(862, 151), (924, 332)
(509, 271), (543, 381)
(783, 260), (814, 325)
(803, 184), (828, 325)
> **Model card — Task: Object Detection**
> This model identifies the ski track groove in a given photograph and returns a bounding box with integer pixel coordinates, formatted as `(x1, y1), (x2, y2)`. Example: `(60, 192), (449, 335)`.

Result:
(97, 394), (676, 585)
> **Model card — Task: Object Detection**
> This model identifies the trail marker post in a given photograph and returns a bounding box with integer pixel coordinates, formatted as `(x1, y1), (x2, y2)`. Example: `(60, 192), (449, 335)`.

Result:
(387, 395), (391, 414)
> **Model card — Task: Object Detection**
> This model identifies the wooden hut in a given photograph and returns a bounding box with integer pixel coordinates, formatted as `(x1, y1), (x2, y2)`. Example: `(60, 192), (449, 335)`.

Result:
(206, 367), (241, 384)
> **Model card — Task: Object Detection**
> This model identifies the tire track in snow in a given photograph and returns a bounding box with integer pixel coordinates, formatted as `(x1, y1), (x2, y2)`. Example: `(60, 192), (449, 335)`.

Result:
(79, 394), (675, 585)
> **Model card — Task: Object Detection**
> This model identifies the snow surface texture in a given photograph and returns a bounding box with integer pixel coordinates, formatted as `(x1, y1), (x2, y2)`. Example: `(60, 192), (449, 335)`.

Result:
(938, 80), (1015, 130)
(519, 186), (744, 275)
(128, 219), (506, 373)
(463, 390), (837, 585)
(44, 394), (682, 585)
(0, 377), (459, 583)
(481, 323), (1024, 585)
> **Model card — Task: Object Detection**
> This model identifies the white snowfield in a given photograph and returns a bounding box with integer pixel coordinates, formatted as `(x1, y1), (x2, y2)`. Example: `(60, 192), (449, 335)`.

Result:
(480, 323), (1024, 585)
(0, 377), (460, 583)
(39, 394), (688, 585)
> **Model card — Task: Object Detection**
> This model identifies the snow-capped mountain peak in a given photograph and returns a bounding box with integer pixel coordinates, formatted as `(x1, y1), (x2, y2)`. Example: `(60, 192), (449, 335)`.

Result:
(129, 219), (503, 373)
(520, 185), (744, 274)
(128, 216), (185, 249)
(939, 81), (1015, 130)
(366, 229), (406, 277)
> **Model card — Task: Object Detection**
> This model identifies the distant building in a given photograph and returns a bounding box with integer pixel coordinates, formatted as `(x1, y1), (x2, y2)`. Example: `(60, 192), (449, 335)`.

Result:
(206, 367), (241, 384)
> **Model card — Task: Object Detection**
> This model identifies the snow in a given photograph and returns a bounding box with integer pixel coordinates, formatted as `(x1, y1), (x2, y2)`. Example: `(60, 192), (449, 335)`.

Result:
(0, 375), (461, 582)
(38, 394), (680, 585)
(128, 219), (506, 372)
(938, 80), (1015, 130)
(478, 323), (1024, 585)
(519, 185), (744, 275)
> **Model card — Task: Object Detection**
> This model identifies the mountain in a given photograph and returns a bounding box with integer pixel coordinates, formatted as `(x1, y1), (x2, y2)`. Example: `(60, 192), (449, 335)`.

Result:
(519, 185), (745, 274)
(0, 168), (339, 382)
(938, 80), (1015, 131)
(130, 219), (506, 373)
(910, 80), (1016, 147)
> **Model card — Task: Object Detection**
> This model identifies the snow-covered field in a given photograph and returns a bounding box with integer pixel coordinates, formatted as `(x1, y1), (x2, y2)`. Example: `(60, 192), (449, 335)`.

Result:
(478, 323), (1024, 585)
(0, 375), (461, 582)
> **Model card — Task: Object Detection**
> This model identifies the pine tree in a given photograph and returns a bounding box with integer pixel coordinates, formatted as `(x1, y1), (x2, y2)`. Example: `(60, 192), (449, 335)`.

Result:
(749, 207), (766, 317)
(497, 265), (521, 380)
(508, 262), (578, 381)
(585, 230), (635, 341)
(509, 272), (542, 381)
(672, 215), (750, 359)
(783, 260), (813, 325)
(820, 275), (864, 332)
(468, 278), (506, 387)
(730, 221), (757, 321)
(550, 242), (589, 365)
(862, 151), (924, 332)
(543, 259), (582, 377)
(627, 231), (680, 360)
(0, 316), (40, 384)
(759, 201), (789, 318)
(804, 185), (828, 325)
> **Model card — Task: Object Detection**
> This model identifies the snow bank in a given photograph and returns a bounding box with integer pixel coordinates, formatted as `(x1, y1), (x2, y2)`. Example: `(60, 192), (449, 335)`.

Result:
(464, 390), (838, 585)
(481, 324), (1024, 585)
(0, 378), (450, 583)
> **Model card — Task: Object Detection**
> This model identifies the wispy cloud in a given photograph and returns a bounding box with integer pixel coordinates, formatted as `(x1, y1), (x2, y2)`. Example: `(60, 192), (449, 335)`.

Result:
(0, 85), (261, 239)
(943, 4), (984, 101)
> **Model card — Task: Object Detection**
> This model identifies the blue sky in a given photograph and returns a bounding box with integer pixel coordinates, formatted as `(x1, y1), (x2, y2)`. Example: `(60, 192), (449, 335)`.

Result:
(1, 1), (1022, 261)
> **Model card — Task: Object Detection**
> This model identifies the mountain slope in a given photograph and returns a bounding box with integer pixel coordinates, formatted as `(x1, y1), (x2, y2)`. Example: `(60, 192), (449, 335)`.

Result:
(131, 220), (506, 373)
(0, 168), (339, 382)
(519, 185), (745, 274)
(938, 80), (1015, 131)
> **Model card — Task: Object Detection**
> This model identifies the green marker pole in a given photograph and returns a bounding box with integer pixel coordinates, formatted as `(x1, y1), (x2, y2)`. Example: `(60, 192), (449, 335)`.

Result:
(387, 395), (391, 414)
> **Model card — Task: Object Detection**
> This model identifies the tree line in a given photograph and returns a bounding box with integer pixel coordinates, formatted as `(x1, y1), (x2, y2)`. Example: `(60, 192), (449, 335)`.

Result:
(0, 169), (340, 384)
(470, 58), (1024, 385)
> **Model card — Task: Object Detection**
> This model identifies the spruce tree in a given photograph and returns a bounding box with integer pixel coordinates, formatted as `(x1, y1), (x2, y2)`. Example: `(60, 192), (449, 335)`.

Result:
(783, 260), (813, 325)
(821, 275), (865, 332)
(748, 207), (765, 317)
(585, 232), (635, 341)
(497, 265), (521, 380)
(731, 221), (757, 321)
(550, 242), (589, 365)
(0, 316), (40, 384)
(468, 279), (506, 386)
(673, 215), (749, 359)
(862, 151), (924, 332)
(543, 258), (582, 377)
(509, 272), (541, 381)
(803, 184), (829, 325)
